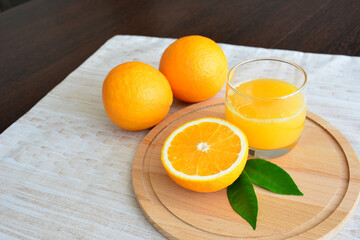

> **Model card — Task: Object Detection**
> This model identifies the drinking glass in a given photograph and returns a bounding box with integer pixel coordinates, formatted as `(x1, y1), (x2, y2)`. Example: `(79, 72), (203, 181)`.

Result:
(225, 58), (307, 159)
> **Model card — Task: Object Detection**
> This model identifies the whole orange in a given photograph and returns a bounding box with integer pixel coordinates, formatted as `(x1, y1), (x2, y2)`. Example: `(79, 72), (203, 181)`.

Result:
(102, 62), (173, 131)
(159, 35), (228, 102)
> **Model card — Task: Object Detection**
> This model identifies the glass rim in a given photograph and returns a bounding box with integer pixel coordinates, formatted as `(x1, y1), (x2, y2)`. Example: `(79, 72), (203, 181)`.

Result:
(227, 57), (307, 101)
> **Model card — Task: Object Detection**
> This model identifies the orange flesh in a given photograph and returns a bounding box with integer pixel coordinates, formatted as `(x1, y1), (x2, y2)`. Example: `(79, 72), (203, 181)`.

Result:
(167, 122), (242, 176)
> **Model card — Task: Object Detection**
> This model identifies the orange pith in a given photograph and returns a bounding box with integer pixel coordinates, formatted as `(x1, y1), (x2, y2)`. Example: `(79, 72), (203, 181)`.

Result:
(161, 117), (248, 192)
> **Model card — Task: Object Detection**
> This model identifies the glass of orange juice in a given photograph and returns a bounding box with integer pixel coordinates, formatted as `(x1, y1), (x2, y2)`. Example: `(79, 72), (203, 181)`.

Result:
(225, 58), (307, 158)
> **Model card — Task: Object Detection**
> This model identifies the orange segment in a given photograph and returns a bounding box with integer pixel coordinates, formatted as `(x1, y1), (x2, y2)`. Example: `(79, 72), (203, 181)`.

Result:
(161, 117), (248, 192)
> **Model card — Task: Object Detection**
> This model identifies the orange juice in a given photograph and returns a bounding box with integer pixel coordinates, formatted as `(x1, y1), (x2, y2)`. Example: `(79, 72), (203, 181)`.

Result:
(225, 78), (306, 150)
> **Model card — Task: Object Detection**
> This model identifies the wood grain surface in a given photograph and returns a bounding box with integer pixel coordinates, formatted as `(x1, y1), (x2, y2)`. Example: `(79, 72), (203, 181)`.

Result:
(133, 99), (360, 240)
(1, 0), (360, 133)
(0, 36), (359, 239)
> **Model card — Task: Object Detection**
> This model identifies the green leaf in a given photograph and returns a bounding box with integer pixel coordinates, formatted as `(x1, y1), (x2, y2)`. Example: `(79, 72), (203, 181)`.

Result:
(227, 171), (258, 230)
(245, 159), (303, 196)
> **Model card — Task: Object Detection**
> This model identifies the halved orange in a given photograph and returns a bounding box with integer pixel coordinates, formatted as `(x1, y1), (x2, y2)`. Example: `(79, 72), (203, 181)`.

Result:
(161, 117), (248, 192)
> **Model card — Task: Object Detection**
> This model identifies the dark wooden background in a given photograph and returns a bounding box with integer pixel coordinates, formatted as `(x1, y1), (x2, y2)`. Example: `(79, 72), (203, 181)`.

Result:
(1, 0), (359, 133)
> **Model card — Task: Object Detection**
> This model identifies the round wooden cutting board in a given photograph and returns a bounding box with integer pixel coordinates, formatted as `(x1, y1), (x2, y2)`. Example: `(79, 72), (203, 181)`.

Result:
(132, 99), (360, 240)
